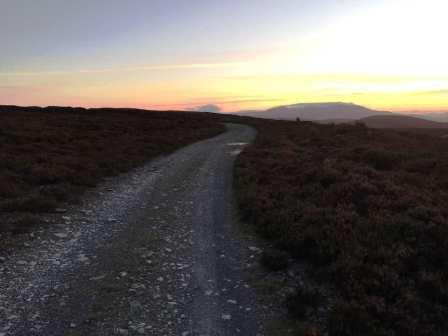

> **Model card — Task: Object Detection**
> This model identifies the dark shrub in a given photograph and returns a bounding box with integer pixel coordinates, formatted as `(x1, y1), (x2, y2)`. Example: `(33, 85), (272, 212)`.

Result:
(2, 196), (59, 213)
(0, 106), (225, 233)
(8, 214), (41, 234)
(328, 301), (386, 336)
(234, 119), (448, 335)
(361, 149), (402, 170)
(261, 248), (289, 271)
(286, 286), (322, 318)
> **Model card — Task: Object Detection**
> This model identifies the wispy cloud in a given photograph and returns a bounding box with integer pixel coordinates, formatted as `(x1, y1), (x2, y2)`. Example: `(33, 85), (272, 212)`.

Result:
(0, 62), (246, 77)
(189, 104), (222, 113)
(219, 98), (283, 105)
(225, 73), (448, 83)
(414, 89), (448, 96)
(147, 97), (282, 109)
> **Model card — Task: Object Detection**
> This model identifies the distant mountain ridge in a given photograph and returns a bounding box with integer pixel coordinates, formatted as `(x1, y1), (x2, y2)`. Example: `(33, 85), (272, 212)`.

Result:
(234, 102), (448, 129)
(358, 115), (448, 129)
(236, 102), (390, 120)
(411, 112), (448, 123)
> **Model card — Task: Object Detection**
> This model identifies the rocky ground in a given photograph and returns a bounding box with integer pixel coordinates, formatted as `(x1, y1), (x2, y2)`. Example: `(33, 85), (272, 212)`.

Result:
(0, 124), (303, 336)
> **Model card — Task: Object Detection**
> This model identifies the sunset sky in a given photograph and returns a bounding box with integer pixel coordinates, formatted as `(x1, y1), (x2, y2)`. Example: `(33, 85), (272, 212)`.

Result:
(1, 0), (448, 112)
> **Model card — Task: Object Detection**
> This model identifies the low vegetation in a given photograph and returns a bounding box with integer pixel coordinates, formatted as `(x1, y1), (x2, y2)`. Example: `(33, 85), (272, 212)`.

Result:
(235, 119), (448, 335)
(0, 105), (224, 234)
(3, 105), (448, 334)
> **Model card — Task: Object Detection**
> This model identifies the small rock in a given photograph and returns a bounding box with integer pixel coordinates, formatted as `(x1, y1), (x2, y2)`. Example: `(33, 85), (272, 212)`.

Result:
(117, 328), (129, 335)
(77, 254), (89, 262)
(131, 283), (145, 289)
(248, 246), (261, 252)
(130, 301), (143, 314)
(221, 314), (232, 320)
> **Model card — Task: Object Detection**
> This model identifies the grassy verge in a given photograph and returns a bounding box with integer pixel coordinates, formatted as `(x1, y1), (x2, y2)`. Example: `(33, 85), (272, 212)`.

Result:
(0, 105), (224, 234)
(234, 119), (448, 335)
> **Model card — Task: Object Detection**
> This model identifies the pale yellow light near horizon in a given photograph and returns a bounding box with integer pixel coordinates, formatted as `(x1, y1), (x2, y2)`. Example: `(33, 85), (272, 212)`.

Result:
(214, 0), (448, 112)
(1, 0), (447, 112)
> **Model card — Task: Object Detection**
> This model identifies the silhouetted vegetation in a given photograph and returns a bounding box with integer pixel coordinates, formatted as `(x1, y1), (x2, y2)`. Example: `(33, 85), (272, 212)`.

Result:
(235, 119), (448, 335)
(0, 105), (224, 234)
(260, 248), (290, 271)
(3, 105), (448, 334)
(286, 285), (323, 319)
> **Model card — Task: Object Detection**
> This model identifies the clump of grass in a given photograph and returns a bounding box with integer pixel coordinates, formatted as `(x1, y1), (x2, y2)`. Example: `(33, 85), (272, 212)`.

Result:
(5, 214), (41, 235)
(261, 248), (289, 271)
(286, 286), (322, 318)
(0, 177), (22, 198)
(1, 196), (59, 213)
(267, 319), (322, 336)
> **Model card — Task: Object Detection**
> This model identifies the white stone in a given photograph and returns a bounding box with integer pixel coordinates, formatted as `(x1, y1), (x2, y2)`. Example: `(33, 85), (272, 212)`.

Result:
(221, 314), (232, 320)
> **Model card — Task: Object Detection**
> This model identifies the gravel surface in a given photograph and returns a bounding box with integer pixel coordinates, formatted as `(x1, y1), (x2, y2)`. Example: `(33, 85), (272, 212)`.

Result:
(0, 123), (277, 336)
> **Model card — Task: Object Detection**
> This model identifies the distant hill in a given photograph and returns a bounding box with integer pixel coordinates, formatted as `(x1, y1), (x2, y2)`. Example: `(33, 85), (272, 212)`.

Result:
(313, 118), (356, 124)
(411, 112), (448, 123)
(359, 115), (448, 129)
(236, 102), (390, 121)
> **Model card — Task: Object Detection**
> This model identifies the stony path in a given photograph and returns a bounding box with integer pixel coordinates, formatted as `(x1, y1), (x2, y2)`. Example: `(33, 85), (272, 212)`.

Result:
(0, 124), (275, 335)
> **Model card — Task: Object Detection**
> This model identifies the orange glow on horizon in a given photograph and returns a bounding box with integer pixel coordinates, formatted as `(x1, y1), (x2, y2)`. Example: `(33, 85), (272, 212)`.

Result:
(1, 1), (448, 113)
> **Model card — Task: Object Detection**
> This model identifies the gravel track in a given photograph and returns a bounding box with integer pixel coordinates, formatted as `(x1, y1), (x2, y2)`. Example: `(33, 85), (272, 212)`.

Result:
(0, 123), (275, 336)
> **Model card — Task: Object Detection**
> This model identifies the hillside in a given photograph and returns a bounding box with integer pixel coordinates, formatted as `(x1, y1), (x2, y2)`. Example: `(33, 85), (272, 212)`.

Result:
(413, 112), (448, 122)
(235, 120), (448, 335)
(360, 114), (448, 129)
(236, 102), (390, 120)
(0, 105), (224, 234)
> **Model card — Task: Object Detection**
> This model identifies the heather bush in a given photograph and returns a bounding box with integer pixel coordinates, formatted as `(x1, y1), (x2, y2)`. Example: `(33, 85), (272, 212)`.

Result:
(0, 106), (224, 233)
(235, 120), (448, 335)
(261, 248), (289, 271)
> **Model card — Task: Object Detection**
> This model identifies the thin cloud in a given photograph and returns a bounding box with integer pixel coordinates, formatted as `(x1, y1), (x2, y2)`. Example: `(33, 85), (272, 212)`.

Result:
(189, 104), (222, 113)
(219, 98), (283, 105)
(147, 97), (282, 109)
(0, 85), (20, 89)
(415, 89), (448, 96)
(0, 62), (246, 77)
(225, 74), (448, 84)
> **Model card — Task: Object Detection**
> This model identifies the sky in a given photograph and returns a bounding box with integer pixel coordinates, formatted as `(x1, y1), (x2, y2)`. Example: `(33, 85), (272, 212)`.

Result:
(1, 0), (448, 112)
